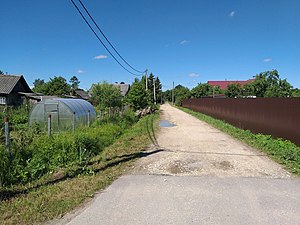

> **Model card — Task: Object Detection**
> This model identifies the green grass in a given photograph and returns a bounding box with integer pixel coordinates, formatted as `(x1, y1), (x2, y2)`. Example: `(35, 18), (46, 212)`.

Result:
(0, 113), (159, 225)
(179, 107), (300, 176)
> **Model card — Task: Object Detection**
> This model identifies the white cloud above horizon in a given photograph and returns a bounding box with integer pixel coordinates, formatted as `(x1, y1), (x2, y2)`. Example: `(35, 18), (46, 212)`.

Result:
(77, 69), (85, 74)
(180, 40), (190, 45)
(189, 72), (200, 77)
(93, 55), (108, 60)
(263, 58), (272, 62)
(229, 11), (235, 17)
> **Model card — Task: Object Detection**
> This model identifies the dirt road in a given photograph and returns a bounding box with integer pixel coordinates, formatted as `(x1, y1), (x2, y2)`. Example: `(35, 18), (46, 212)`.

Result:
(134, 104), (291, 178)
(61, 104), (300, 225)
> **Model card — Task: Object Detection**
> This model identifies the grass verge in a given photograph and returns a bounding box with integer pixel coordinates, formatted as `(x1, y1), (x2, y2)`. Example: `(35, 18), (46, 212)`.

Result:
(179, 107), (300, 176)
(0, 113), (159, 225)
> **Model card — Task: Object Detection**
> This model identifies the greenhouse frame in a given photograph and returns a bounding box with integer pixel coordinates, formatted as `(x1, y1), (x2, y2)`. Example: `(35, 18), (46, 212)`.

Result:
(29, 98), (96, 131)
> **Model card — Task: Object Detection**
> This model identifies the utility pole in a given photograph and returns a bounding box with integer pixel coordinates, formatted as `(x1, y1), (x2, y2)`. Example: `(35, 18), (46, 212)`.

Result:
(153, 77), (156, 104)
(172, 81), (175, 105)
(145, 69), (148, 92)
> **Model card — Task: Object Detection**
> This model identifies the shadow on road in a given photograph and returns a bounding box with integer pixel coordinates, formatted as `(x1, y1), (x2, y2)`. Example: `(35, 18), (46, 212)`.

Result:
(0, 149), (163, 202)
(146, 116), (159, 147)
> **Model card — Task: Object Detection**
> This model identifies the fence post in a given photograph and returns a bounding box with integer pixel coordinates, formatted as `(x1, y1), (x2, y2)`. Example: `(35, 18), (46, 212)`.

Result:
(87, 110), (90, 127)
(73, 112), (76, 132)
(4, 117), (11, 160)
(47, 114), (51, 137)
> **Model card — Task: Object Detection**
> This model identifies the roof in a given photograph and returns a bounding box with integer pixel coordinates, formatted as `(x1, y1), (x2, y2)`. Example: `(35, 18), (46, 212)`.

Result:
(47, 98), (96, 117)
(74, 89), (90, 100)
(0, 74), (33, 94)
(208, 79), (255, 90)
(113, 83), (130, 96)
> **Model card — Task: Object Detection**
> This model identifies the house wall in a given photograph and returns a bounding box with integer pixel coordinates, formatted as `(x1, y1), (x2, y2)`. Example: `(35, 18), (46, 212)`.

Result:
(6, 93), (23, 106)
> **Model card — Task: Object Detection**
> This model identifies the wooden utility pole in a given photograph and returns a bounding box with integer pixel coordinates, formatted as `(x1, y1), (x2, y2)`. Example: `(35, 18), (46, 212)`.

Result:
(47, 114), (52, 136)
(153, 77), (156, 104)
(172, 81), (175, 105)
(4, 117), (11, 160)
(145, 69), (148, 92)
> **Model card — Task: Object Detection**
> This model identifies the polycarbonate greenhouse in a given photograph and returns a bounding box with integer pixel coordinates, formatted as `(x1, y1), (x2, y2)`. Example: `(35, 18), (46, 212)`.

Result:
(29, 98), (96, 131)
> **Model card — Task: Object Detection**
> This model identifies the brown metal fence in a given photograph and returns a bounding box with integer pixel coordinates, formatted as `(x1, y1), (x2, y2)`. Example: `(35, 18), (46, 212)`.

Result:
(182, 98), (300, 146)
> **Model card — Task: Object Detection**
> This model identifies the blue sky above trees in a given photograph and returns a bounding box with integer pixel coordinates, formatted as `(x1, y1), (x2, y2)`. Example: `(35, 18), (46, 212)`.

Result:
(1, 0), (299, 90)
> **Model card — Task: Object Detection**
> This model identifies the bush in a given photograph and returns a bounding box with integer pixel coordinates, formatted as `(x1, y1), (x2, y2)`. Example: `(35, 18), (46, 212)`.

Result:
(0, 123), (131, 186)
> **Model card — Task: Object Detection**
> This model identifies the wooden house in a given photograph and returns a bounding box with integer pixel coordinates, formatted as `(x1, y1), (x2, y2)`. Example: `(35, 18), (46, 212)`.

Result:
(0, 74), (33, 106)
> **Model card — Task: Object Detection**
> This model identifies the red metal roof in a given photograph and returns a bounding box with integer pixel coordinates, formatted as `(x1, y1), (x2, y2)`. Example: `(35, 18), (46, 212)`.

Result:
(208, 79), (255, 90)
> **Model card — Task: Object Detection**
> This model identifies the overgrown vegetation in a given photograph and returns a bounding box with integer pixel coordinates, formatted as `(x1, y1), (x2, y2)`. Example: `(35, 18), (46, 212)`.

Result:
(180, 107), (300, 175)
(0, 113), (159, 225)
(0, 108), (137, 186)
(89, 81), (123, 110)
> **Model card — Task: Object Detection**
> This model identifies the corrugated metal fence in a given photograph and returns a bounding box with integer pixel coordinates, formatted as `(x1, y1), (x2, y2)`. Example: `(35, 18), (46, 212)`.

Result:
(182, 98), (300, 146)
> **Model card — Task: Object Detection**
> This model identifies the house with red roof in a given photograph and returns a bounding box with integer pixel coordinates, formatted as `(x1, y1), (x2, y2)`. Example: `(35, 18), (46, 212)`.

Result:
(208, 79), (255, 90)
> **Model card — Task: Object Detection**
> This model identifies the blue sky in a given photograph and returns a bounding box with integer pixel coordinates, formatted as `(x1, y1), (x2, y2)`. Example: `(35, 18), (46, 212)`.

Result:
(1, 0), (300, 90)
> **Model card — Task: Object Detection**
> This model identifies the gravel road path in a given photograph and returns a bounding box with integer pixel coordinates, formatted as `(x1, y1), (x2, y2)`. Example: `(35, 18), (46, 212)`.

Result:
(133, 104), (292, 178)
(59, 104), (299, 225)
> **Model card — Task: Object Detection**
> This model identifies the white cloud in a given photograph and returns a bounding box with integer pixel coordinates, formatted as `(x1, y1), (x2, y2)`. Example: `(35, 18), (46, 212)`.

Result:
(77, 69), (85, 74)
(189, 72), (200, 77)
(229, 11), (235, 17)
(263, 58), (272, 62)
(93, 55), (108, 60)
(180, 40), (190, 45)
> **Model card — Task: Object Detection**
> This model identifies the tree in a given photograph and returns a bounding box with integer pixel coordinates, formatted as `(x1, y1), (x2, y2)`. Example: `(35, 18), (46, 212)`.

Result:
(90, 81), (122, 109)
(0, 70), (4, 75)
(191, 83), (213, 98)
(46, 76), (71, 96)
(124, 78), (148, 111)
(242, 83), (255, 97)
(253, 70), (293, 97)
(155, 77), (162, 103)
(292, 88), (300, 97)
(163, 89), (172, 102)
(33, 79), (47, 94)
(212, 85), (223, 95)
(225, 83), (242, 98)
(173, 85), (190, 105)
(70, 76), (80, 90)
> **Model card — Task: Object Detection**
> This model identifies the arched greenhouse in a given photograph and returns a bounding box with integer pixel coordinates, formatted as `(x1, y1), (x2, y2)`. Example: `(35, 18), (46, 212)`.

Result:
(29, 98), (96, 131)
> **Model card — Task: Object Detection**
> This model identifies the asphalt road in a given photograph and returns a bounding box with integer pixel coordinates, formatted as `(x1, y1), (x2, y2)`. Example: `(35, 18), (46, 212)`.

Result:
(57, 104), (300, 225)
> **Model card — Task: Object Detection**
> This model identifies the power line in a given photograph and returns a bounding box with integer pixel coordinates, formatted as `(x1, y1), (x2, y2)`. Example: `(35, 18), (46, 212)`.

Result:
(70, 0), (144, 76)
(77, 0), (145, 74)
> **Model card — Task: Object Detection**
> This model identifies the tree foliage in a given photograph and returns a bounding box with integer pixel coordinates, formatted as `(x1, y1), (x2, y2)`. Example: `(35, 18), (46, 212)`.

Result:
(46, 76), (71, 96)
(90, 81), (122, 110)
(70, 76), (80, 90)
(162, 85), (191, 105)
(225, 83), (242, 98)
(32, 79), (47, 94)
(222, 70), (294, 98)
(292, 88), (300, 97)
(174, 85), (191, 105)
(191, 83), (213, 98)
(124, 78), (148, 111)
(247, 70), (293, 97)
(143, 73), (162, 104)
(32, 76), (79, 96)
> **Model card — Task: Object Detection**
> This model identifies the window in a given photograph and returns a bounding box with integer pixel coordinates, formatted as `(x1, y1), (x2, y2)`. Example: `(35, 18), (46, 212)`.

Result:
(0, 97), (6, 105)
